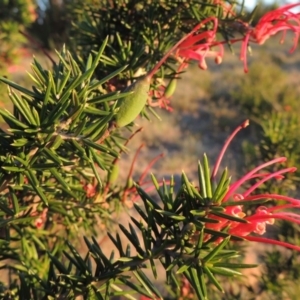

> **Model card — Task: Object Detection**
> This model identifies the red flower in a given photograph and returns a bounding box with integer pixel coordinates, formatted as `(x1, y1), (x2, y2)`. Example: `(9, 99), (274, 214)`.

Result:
(83, 183), (97, 198)
(175, 17), (224, 70)
(171, 4), (300, 73)
(206, 120), (300, 251)
(240, 3), (300, 72)
(147, 79), (173, 111)
(34, 208), (48, 229)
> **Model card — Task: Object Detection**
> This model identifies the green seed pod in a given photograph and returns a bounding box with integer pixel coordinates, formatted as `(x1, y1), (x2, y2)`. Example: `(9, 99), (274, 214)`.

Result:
(164, 78), (177, 98)
(115, 77), (150, 127)
(108, 164), (119, 184)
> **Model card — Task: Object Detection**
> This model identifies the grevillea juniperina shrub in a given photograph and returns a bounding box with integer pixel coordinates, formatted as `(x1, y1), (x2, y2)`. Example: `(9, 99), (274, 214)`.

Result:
(1, 1), (300, 299)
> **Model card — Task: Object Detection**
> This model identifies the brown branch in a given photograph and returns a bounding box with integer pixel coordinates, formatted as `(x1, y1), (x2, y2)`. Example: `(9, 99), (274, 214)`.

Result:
(19, 30), (56, 65)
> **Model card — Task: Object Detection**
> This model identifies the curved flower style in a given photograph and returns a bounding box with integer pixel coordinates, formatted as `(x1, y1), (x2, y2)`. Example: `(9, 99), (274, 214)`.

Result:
(175, 17), (224, 70)
(147, 79), (174, 111)
(206, 120), (300, 252)
(240, 3), (300, 72)
(172, 3), (300, 73)
(144, 3), (300, 112)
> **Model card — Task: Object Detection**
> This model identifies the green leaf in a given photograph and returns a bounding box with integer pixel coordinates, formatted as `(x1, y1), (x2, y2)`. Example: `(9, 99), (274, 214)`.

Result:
(83, 139), (119, 157)
(182, 172), (194, 198)
(88, 149), (103, 187)
(0, 201), (15, 216)
(49, 168), (76, 197)
(42, 147), (63, 165)
(88, 64), (128, 90)
(203, 154), (212, 198)
(83, 106), (110, 116)
(221, 198), (269, 207)
(0, 77), (41, 99)
(85, 53), (93, 71)
(25, 170), (48, 205)
(209, 266), (242, 276)
(214, 263), (257, 268)
(66, 241), (90, 272)
(2, 165), (26, 172)
(210, 210), (248, 223)
(0, 109), (29, 129)
(48, 252), (69, 274)
(204, 228), (243, 241)
(198, 161), (207, 199)
(149, 256), (157, 279)
(190, 209), (207, 217)
(46, 96), (71, 125)
(155, 209), (186, 221)
(50, 135), (64, 150)
(88, 124), (111, 143)
(9, 91), (38, 126)
(203, 266), (224, 292)
(202, 236), (230, 263)
(133, 269), (163, 299)
(8, 186), (19, 214)
(150, 173), (164, 201)
(107, 232), (125, 257)
(28, 64), (45, 87)
(40, 71), (53, 120)
(176, 264), (192, 274)
(87, 90), (132, 105)
(88, 147), (106, 171)
(118, 277), (153, 299)
(212, 168), (229, 204)
(187, 267), (206, 300)
(11, 138), (29, 147)
(194, 227), (204, 257)
(119, 224), (145, 256)
(133, 204), (148, 223)
(135, 186), (162, 213)
(57, 69), (72, 96)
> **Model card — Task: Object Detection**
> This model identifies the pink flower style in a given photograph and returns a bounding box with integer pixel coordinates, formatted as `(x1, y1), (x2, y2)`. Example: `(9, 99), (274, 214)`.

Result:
(239, 3), (300, 72)
(146, 3), (300, 112)
(173, 3), (300, 73)
(147, 80), (173, 112)
(175, 17), (224, 70)
(146, 17), (224, 110)
(205, 120), (300, 252)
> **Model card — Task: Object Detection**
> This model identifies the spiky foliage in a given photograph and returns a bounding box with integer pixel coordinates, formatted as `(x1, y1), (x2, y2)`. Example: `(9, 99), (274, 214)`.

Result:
(1, 1), (300, 299)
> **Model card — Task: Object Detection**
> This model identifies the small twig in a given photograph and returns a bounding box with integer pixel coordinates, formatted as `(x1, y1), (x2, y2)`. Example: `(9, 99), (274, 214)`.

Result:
(112, 127), (143, 165)
(19, 30), (56, 65)
(138, 152), (164, 185)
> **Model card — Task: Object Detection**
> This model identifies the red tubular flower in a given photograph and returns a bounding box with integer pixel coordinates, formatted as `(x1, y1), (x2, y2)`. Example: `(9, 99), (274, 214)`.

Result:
(83, 183), (97, 198)
(145, 3), (300, 113)
(171, 4), (300, 73)
(175, 17), (224, 70)
(240, 3), (300, 72)
(147, 81), (173, 111)
(206, 120), (300, 251)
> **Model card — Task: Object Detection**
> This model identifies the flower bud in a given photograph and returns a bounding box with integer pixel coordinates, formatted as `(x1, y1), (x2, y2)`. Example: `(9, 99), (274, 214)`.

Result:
(164, 78), (177, 98)
(107, 164), (119, 184)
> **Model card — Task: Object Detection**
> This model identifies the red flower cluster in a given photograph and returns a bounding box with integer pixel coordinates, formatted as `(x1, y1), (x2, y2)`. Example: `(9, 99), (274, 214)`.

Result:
(174, 3), (300, 73)
(148, 3), (300, 112)
(206, 120), (300, 251)
(175, 17), (224, 70)
(240, 3), (300, 72)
